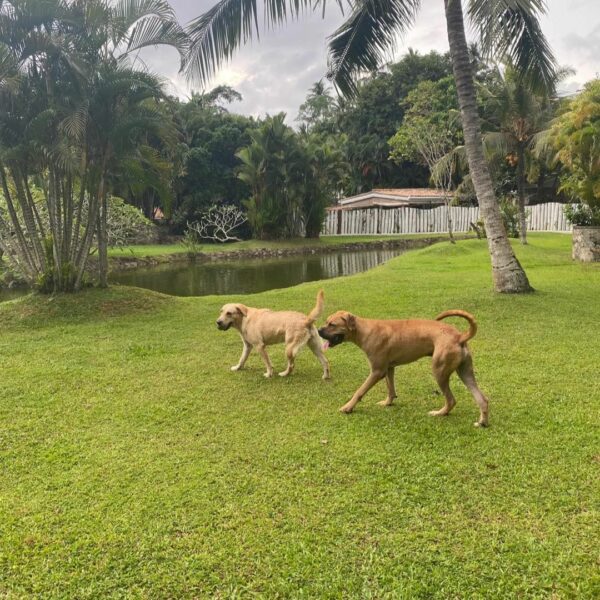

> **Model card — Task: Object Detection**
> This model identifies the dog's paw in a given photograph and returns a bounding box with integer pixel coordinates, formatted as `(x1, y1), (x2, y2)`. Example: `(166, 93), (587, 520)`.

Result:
(322, 372), (331, 380)
(230, 365), (241, 372)
(474, 421), (488, 428)
(263, 371), (273, 378)
(377, 400), (393, 407)
(278, 371), (290, 377)
(428, 409), (448, 417)
(339, 404), (354, 414)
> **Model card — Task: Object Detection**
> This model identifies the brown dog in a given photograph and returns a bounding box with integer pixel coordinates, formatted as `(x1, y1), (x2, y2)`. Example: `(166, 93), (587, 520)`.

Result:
(216, 290), (330, 379)
(318, 310), (489, 426)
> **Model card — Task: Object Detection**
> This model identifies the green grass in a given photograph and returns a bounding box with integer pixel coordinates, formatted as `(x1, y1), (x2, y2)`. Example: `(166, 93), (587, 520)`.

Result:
(108, 233), (454, 258)
(1, 233), (599, 598)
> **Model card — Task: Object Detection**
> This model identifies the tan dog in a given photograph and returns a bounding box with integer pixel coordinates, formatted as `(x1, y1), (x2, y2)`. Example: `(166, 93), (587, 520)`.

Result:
(216, 290), (330, 379)
(318, 310), (489, 427)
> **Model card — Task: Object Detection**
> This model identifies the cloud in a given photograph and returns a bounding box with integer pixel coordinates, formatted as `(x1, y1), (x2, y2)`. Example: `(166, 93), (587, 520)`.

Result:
(139, 0), (600, 121)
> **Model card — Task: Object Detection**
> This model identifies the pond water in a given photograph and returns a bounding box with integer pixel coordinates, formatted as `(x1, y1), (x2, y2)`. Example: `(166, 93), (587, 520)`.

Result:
(109, 247), (404, 297)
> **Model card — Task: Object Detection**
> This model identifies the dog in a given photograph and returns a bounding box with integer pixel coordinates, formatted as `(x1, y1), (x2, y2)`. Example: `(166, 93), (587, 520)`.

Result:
(318, 310), (489, 427)
(216, 290), (330, 379)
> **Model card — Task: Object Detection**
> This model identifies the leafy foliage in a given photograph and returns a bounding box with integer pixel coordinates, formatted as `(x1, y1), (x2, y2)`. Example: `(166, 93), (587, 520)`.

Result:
(0, 0), (185, 291)
(550, 79), (600, 224)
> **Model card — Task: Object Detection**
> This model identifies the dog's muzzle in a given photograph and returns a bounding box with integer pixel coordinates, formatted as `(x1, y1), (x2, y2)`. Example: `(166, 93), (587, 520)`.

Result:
(216, 320), (231, 331)
(318, 329), (345, 347)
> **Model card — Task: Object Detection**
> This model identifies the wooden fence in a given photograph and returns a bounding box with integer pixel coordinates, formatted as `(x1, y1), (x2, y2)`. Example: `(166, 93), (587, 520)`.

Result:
(323, 202), (571, 235)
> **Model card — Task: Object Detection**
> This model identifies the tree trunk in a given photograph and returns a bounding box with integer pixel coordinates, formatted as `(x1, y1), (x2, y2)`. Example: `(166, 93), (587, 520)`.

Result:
(444, 0), (533, 293)
(97, 191), (109, 288)
(516, 143), (528, 244)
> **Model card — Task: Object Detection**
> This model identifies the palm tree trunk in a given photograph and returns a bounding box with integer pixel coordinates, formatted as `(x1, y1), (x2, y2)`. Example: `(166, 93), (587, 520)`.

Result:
(97, 187), (109, 288)
(516, 143), (528, 244)
(444, 0), (533, 293)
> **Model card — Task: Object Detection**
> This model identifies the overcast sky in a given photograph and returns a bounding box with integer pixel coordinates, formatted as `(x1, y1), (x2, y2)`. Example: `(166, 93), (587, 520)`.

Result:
(141, 0), (600, 122)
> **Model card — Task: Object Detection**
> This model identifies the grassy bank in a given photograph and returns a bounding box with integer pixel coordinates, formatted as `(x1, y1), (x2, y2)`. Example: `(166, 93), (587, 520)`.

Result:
(107, 233), (454, 258)
(1, 234), (598, 598)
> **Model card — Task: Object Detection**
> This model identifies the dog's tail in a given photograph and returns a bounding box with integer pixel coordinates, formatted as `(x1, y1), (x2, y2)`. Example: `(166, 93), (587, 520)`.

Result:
(306, 289), (325, 326)
(435, 310), (477, 344)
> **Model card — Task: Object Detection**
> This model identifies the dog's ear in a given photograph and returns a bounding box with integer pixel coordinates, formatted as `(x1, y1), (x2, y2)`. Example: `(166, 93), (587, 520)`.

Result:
(236, 304), (248, 317)
(344, 313), (356, 331)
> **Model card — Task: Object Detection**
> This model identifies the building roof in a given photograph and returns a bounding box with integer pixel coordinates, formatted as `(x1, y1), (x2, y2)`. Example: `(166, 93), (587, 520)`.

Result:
(334, 188), (446, 210)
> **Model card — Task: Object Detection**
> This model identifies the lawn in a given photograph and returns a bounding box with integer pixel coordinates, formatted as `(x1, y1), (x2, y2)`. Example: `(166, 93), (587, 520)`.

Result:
(1, 234), (598, 598)
(107, 233), (454, 258)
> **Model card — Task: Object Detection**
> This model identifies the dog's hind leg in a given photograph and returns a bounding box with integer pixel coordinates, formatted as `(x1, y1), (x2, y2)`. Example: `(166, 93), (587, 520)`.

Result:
(231, 341), (252, 371)
(256, 344), (274, 378)
(429, 350), (462, 418)
(378, 367), (397, 407)
(457, 351), (489, 428)
(307, 333), (330, 380)
(279, 341), (301, 377)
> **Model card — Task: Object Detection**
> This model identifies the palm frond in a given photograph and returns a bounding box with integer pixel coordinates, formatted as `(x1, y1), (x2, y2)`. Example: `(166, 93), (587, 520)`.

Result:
(326, 0), (421, 97)
(468, 0), (557, 95)
(183, 0), (322, 86)
(431, 144), (467, 183)
(482, 131), (511, 157)
(125, 16), (188, 56)
(59, 101), (89, 143)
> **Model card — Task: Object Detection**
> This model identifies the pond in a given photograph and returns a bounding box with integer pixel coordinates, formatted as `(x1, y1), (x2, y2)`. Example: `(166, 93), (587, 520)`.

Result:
(109, 247), (404, 297)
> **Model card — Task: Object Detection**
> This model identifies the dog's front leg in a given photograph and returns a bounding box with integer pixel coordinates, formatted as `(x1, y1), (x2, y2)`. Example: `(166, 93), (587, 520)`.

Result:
(340, 369), (385, 413)
(378, 366), (397, 407)
(231, 341), (252, 371)
(256, 344), (274, 378)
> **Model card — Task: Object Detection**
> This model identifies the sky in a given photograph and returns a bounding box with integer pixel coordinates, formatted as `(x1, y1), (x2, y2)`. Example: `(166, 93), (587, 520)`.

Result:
(141, 0), (600, 121)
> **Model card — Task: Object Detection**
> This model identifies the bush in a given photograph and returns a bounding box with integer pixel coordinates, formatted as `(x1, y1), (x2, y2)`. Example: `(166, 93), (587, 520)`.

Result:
(564, 202), (600, 227)
(107, 197), (158, 246)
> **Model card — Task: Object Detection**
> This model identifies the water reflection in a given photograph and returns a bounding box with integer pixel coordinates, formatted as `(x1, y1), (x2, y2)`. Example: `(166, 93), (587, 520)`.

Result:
(110, 248), (402, 297)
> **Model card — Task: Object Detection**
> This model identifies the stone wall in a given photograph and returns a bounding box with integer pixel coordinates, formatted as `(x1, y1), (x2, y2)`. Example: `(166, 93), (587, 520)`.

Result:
(108, 236), (465, 273)
(572, 227), (600, 262)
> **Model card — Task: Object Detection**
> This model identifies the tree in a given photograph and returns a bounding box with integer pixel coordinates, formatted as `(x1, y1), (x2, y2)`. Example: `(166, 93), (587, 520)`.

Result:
(548, 79), (600, 225)
(479, 64), (569, 244)
(169, 89), (257, 232)
(184, 0), (558, 293)
(0, 0), (185, 291)
(389, 77), (464, 243)
(298, 132), (346, 238)
(296, 80), (338, 133)
(237, 114), (303, 239)
(187, 204), (247, 242)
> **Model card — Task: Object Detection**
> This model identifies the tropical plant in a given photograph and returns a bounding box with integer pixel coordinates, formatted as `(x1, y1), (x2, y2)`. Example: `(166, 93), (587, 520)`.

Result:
(105, 196), (157, 247)
(0, 0), (185, 292)
(389, 76), (463, 242)
(237, 114), (304, 239)
(298, 132), (346, 238)
(169, 88), (256, 232)
(478, 64), (570, 243)
(548, 79), (600, 226)
(296, 80), (338, 133)
(184, 0), (558, 292)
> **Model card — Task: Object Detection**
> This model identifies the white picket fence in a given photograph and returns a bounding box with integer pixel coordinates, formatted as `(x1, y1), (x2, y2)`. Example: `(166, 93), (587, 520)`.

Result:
(323, 202), (571, 235)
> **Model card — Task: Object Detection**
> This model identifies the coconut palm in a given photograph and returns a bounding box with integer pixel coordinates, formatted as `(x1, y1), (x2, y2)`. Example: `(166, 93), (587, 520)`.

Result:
(480, 64), (571, 244)
(184, 0), (558, 292)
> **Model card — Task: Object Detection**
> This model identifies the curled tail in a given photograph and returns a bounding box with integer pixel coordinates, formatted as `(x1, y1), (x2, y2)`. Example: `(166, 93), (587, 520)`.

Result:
(435, 309), (477, 344)
(306, 289), (325, 326)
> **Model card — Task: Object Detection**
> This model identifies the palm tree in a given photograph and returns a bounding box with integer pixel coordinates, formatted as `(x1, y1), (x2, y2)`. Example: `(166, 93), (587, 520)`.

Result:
(480, 64), (570, 244)
(0, 0), (184, 291)
(184, 0), (558, 293)
(237, 113), (303, 239)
